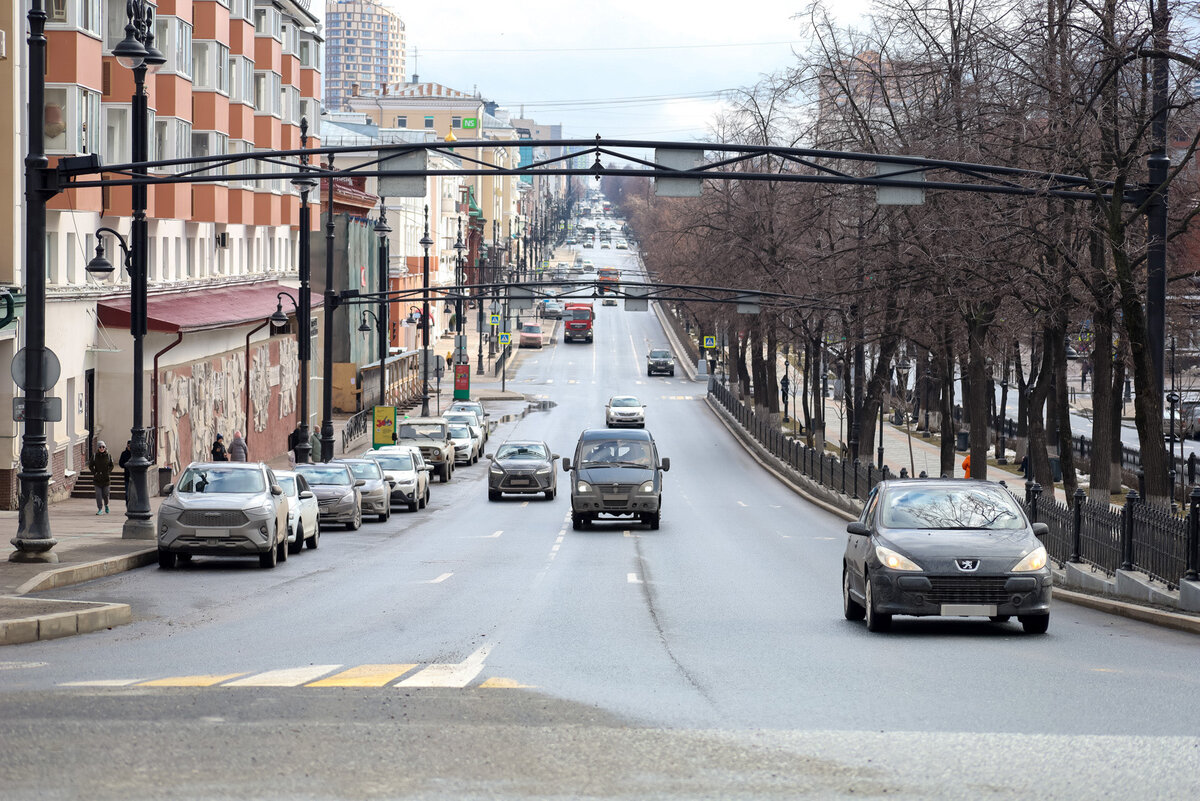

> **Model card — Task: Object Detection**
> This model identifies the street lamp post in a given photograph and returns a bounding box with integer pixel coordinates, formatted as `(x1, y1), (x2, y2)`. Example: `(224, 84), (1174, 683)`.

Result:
(453, 216), (466, 366)
(320, 154), (337, 462)
(374, 202), (391, 408)
(419, 205), (433, 417)
(269, 292), (307, 463)
(476, 228), (486, 376)
(106, 6), (165, 539)
(289, 119), (317, 465)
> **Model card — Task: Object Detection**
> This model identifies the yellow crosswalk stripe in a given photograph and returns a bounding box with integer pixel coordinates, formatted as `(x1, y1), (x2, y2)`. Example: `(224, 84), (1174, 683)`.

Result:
(137, 673), (248, 687)
(307, 664), (418, 687)
(479, 677), (534, 689)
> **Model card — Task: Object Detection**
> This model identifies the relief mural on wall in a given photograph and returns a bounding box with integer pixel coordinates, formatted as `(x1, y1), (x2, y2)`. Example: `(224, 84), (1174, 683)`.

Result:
(159, 352), (246, 476)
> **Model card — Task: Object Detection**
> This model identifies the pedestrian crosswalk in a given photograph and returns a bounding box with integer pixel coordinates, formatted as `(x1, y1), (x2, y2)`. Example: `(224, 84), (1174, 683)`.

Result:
(58, 648), (531, 690)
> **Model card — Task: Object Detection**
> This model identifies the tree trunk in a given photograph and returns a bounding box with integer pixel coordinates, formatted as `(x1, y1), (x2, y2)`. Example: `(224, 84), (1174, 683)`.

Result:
(1090, 302), (1116, 502)
(1053, 333), (1078, 500)
(939, 324), (957, 477)
(766, 324), (780, 414)
(965, 306), (995, 482)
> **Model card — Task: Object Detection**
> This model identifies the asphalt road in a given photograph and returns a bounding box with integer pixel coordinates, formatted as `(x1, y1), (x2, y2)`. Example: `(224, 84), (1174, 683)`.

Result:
(2, 247), (1199, 800)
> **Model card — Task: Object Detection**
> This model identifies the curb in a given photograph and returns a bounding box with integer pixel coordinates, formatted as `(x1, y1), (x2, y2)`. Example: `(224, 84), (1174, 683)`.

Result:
(651, 301), (700, 382)
(705, 393), (1200, 636)
(0, 598), (132, 646)
(16, 548), (158, 595)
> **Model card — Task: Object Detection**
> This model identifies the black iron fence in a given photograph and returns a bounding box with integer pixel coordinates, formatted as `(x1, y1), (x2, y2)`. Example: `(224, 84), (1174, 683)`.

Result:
(341, 407), (372, 455)
(710, 378), (1200, 590)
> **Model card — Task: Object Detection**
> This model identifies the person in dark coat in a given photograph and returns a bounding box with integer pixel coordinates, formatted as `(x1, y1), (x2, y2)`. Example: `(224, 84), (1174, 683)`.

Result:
(229, 431), (248, 462)
(118, 440), (132, 500)
(210, 433), (228, 461)
(88, 441), (114, 514)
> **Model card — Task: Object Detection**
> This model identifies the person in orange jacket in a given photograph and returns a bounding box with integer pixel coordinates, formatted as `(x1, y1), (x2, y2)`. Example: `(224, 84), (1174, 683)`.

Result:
(961, 452), (971, 479)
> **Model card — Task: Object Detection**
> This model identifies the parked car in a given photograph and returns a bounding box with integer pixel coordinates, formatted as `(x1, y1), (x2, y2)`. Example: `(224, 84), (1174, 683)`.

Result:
(519, 322), (544, 348)
(487, 440), (559, 500)
(394, 418), (456, 482)
(363, 446), (430, 512)
(444, 408), (488, 445)
(562, 429), (668, 530)
(295, 462), (364, 530)
(647, 348), (675, 376)
(334, 458), (391, 522)
(842, 479), (1052, 634)
(542, 300), (565, 319)
(275, 469), (320, 554)
(156, 461), (289, 569)
(605, 395), (646, 428)
(447, 422), (482, 465)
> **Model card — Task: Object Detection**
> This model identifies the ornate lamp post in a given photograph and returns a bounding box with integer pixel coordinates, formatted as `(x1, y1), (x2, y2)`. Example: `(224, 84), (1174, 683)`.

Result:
(477, 228), (487, 376)
(320, 154), (337, 462)
(269, 292), (308, 464)
(419, 205), (433, 416)
(289, 119), (317, 464)
(453, 217), (466, 364)
(374, 202), (391, 408)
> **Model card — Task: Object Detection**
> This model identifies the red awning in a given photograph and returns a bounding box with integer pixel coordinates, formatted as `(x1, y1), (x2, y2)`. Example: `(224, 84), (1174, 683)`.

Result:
(96, 281), (324, 333)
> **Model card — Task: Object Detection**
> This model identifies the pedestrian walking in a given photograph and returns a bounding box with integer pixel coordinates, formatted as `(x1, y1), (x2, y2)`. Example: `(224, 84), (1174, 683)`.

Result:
(88, 441), (114, 515)
(229, 430), (248, 461)
(210, 433), (228, 461)
(118, 440), (132, 500)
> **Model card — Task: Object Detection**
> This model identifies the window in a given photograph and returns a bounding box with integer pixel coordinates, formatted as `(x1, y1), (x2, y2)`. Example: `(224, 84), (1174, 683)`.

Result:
(299, 39), (320, 68)
(395, 115), (406, 128)
(452, 116), (461, 129)
(192, 42), (230, 93)
(300, 100), (320, 135)
(154, 17), (192, 78)
(44, 85), (101, 154)
(154, 117), (191, 161)
(104, 104), (129, 165)
(424, 116), (434, 129)
(49, 0), (101, 34)
(253, 7), (280, 39)
(105, 0), (129, 48)
(230, 0), (250, 22)
(281, 86), (299, 124)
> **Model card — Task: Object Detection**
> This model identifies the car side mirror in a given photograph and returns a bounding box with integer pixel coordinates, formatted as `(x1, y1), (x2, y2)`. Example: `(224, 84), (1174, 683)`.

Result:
(162, 483), (175, 495)
(561, 458), (572, 471)
(299, 490), (314, 499)
(846, 521), (870, 536)
(270, 484), (283, 496)
(659, 457), (670, 472)
(485, 453), (494, 460)
(551, 454), (560, 461)
(354, 479), (366, 487)
(1032, 522), (1049, 539)
(422, 465), (432, 472)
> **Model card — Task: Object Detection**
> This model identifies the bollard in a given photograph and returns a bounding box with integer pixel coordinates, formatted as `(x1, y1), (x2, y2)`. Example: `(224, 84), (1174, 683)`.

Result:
(1189, 453), (1197, 486)
(1029, 482), (1042, 523)
(841, 452), (846, 492)
(1186, 486), (1200, 582)
(1121, 489), (1139, 571)
(819, 450), (825, 485)
(882, 465), (890, 481)
(853, 458), (860, 499)
(866, 462), (874, 491)
(1137, 469), (1146, 499)
(1070, 487), (1085, 563)
(899, 467), (908, 479)
(919, 470), (928, 479)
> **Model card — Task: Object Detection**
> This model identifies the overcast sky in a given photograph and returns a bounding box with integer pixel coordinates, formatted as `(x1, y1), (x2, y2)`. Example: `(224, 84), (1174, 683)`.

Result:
(339, 2), (869, 142)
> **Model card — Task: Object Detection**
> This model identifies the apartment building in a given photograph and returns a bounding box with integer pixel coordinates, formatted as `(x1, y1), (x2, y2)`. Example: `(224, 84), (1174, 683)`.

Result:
(324, 0), (405, 113)
(0, 0), (325, 508)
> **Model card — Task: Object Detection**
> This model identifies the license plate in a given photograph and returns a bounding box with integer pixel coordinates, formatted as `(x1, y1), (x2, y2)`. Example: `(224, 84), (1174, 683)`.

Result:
(510, 479), (530, 486)
(941, 604), (996, 616)
(198, 529), (228, 538)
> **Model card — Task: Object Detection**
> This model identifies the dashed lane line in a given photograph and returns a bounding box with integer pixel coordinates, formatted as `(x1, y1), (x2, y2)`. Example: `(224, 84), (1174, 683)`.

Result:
(428, 572), (454, 583)
(307, 664), (418, 687)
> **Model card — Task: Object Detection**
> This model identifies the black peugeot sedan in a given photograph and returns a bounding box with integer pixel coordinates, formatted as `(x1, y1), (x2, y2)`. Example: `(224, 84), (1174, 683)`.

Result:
(843, 479), (1051, 634)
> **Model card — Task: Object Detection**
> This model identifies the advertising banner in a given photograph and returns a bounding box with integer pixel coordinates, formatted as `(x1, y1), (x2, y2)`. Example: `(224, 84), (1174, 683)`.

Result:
(454, 365), (470, 400)
(372, 405), (397, 448)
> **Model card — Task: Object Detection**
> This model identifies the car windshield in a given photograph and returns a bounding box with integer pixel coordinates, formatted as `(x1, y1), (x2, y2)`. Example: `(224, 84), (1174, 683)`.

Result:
(880, 486), (1027, 530)
(497, 443), (548, 460)
(448, 425), (471, 438)
(580, 440), (652, 467)
(398, 424), (446, 439)
(177, 467), (265, 494)
(649, 350), (671, 359)
(372, 454), (414, 471)
(567, 309), (591, 321)
(296, 466), (352, 486)
(521, 324), (541, 334)
(276, 475), (297, 495)
(344, 462), (382, 480)
(611, 397), (641, 408)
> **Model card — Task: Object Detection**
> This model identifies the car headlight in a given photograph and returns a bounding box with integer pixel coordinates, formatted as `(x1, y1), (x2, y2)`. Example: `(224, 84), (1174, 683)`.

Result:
(536, 466), (552, 475)
(638, 480), (656, 493)
(1012, 545), (1048, 572)
(875, 545), (922, 571)
(490, 465), (505, 475)
(576, 480), (594, 493)
(397, 478), (416, 486)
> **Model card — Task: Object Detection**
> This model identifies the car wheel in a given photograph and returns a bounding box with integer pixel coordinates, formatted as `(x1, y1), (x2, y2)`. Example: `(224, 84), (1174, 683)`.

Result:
(176, 553), (192, 563)
(648, 511), (660, 530)
(259, 541), (278, 569)
(647, 369), (652, 376)
(348, 509), (361, 531)
(421, 488), (429, 508)
(989, 615), (1011, 623)
(379, 506), (390, 523)
(157, 549), (176, 570)
(544, 488), (555, 501)
(276, 530), (288, 562)
(669, 369), (675, 376)
(288, 526), (304, 555)
(306, 524), (320, 549)
(864, 576), (891, 632)
(1019, 613), (1049, 634)
(572, 512), (584, 531)
(843, 567), (866, 621)
(489, 489), (501, 501)
(408, 498), (419, 512)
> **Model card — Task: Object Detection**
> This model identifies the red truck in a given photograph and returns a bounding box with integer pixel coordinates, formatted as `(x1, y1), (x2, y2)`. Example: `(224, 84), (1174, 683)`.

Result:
(563, 301), (594, 343)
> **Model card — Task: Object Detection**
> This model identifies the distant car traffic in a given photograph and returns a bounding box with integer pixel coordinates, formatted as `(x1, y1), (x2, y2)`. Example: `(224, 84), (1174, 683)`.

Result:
(364, 446), (430, 511)
(334, 458), (391, 522)
(295, 462), (363, 530)
(647, 348), (675, 376)
(156, 461), (290, 569)
(519, 323), (544, 348)
(605, 395), (646, 428)
(843, 479), (1052, 634)
(487, 440), (559, 500)
(275, 469), (320, 554)
(562, 429), (668, 530)
(542, 300), (565, 319)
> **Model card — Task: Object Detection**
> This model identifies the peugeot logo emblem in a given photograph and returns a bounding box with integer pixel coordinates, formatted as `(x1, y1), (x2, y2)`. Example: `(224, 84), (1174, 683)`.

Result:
(955, 558), (980, 572)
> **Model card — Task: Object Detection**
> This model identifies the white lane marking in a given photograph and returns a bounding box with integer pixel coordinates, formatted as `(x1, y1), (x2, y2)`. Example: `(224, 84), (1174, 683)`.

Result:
(627, 573), (643, 584)
(551, 543), (561, 552)
(61, 679), (145, 687)
(428, 572), (454, 583)
(484, 530), (502, 538)
(737, 501), (747, 507)
(223, 665), (342, 687)
(546, 379), (554, 384)
(521, 501), (529, 508)
(396, 644), (493, 688)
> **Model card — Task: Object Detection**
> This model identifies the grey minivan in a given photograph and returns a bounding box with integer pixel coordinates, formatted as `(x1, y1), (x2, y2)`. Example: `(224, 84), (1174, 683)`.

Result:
(562, 428), (669, 530)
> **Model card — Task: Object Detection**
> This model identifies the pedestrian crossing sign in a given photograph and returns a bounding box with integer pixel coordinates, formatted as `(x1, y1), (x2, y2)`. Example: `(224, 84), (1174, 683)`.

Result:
(703, 336), (717, 349)
(490, 313), (500, 326)
(498, 332), (511, 345)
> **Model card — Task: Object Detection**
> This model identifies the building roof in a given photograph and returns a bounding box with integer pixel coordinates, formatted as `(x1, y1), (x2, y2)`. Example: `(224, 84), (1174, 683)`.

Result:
(97, 281), (323, 333)
(389, 82), (478, 99)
